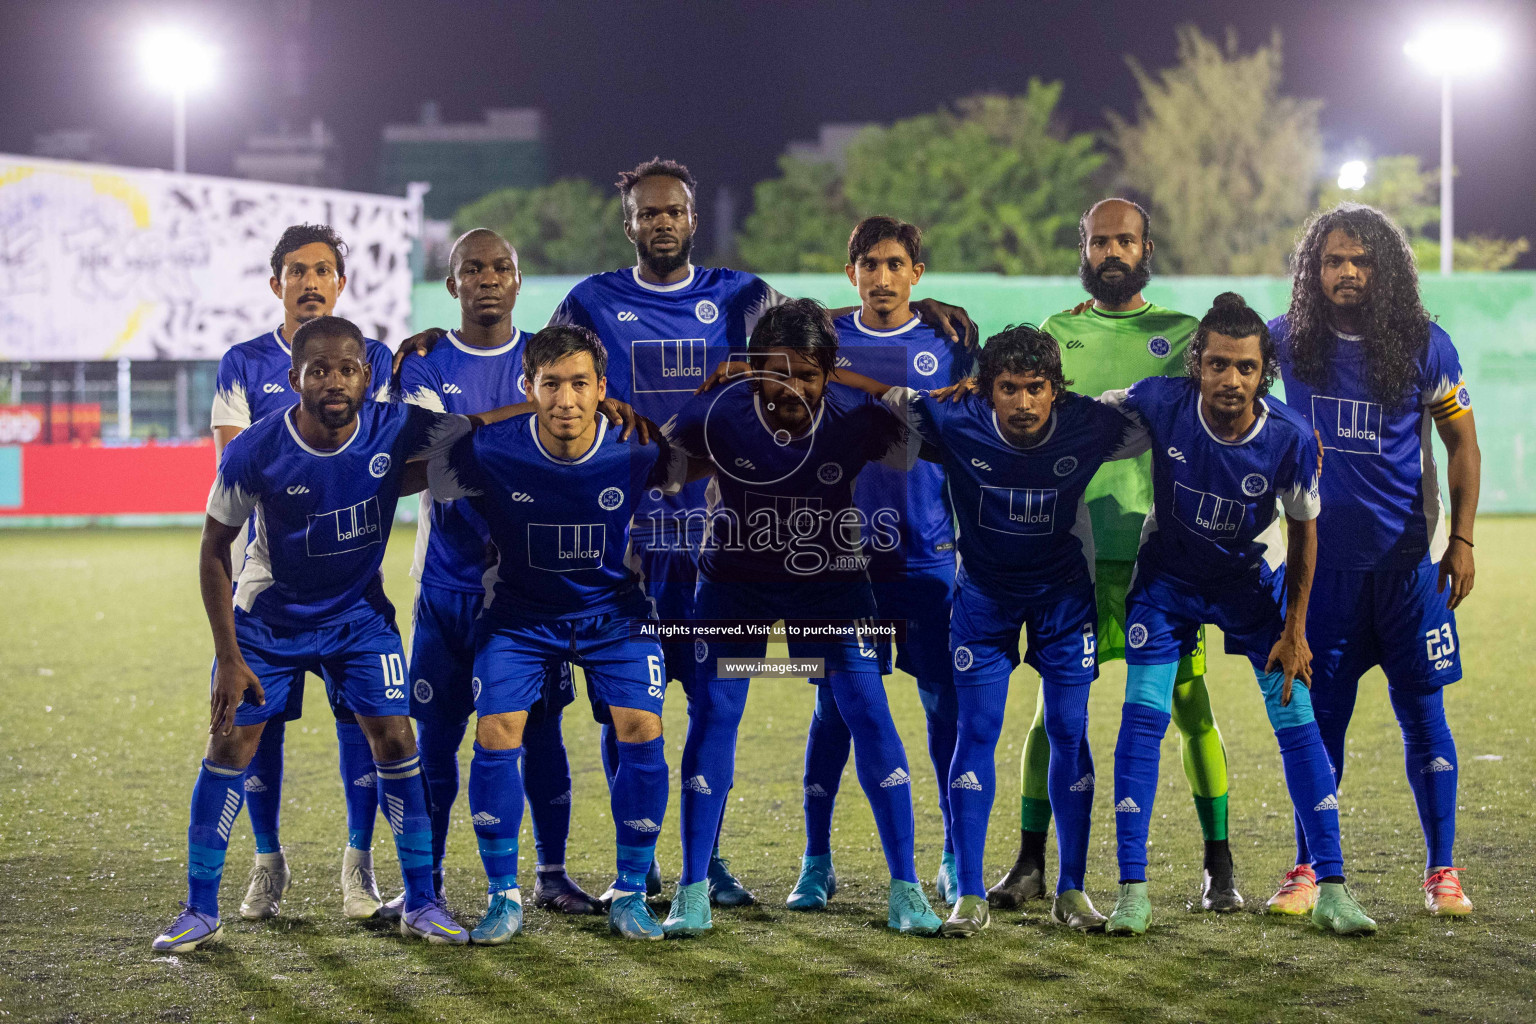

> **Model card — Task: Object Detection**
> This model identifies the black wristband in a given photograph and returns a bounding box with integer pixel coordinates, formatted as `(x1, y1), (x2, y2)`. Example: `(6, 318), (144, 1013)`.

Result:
(1450, 534), (1474, 548)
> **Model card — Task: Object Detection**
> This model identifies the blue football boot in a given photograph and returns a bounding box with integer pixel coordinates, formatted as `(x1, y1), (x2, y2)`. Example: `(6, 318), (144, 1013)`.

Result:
(152, 904), (223, 952)
(663, 880), (713, 937)
(609, 891), (665, 940)
(786, 854), (838, 910)
(466, 890), (521, 945)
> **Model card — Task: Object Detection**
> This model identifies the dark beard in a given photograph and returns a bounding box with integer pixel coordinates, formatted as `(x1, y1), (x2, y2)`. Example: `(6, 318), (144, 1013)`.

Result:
(308, 394), (360, 430)
(1079, 254), (1152, 306)
(637, 232), (694, 278)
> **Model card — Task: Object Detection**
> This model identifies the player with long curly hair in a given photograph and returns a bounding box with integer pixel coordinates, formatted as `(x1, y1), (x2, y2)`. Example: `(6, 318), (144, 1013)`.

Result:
(1266, 203), (1482, 918)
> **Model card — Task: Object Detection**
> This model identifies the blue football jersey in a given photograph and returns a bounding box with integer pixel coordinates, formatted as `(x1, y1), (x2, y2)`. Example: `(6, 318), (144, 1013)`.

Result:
(835, 312), (969, 575)
(206, 402), (472, 627)
(210, 326), (393, 429)
(1271, 317), (1469, 571)
(400, 328), (528, 593)
(893, 388), (1147, 601)
(548, 266), (785, 546)
(668, 380), (913, 584)
(427, 415), (687, 621)
(1104, 375), (1321, 587)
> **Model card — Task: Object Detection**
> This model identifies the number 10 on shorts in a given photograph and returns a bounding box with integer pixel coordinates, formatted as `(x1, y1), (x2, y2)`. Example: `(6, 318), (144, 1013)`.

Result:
(379, 653), (406, 700)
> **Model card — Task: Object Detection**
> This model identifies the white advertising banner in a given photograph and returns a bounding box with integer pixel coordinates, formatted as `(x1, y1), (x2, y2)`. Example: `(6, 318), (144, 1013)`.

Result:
(0, 155), (420, 360)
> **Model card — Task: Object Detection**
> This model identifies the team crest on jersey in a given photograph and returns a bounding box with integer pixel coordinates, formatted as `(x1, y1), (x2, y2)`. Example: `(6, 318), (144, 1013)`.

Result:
(369, 453), (392, 478)
(471, 676), (482, 701)
(694, 639), (709, 663)
(1147, 336), (1171, 358)
(1241, 473), (1268, 497)
(1054, 456), (1078, 477)
(598, 486), (624, 511)
(695, 299), (719, 324)
(953, 645), (974, 671)
(1128, 623), (1148, 648)
(816, 462), (843, 485)
(413, 679), (433, 704)
(913, 351), (939, 376)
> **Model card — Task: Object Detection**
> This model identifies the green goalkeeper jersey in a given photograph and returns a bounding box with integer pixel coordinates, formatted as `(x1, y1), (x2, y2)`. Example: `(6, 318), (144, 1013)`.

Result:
(1039, 301), (1198, 562)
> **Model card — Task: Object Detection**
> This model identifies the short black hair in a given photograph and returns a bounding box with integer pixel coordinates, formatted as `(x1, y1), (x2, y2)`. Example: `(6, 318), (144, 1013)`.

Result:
(977, 324), (1073, 407)
(848, 215), (922, 267)
(270, 223), (347, 280)
(616, 157), (697, 218)
(290, 315), (365, 366)
(1078, 199), (1152, 252)
(746, 297), (838, 377)
(1185, 292), (1279, 397)
(523, 323), (608, 381)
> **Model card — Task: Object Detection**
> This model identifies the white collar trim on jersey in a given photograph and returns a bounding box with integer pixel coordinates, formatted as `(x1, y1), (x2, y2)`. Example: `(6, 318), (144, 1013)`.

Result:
(272, 326), (292, 356)
(283, 406), (363, 457)
(448, 327), (520, 357)
(630, 264), (696, 293)
(991, 408), (1057, 450)
(1196, 396), (1270, 446)
(529, 412), (607, 465)
(1334, 330), (1364, 341)
(851, 311), (920, 337)
(753, 389), (826, 439)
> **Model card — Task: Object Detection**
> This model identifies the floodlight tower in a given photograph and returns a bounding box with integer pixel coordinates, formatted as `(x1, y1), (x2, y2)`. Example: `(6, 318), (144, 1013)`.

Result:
(138, 28), (218, 174)
(1405, 24), (1503, 274)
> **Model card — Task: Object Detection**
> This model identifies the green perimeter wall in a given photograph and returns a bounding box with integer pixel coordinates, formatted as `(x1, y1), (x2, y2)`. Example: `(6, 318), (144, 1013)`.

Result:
(415, 272), (1536, 513)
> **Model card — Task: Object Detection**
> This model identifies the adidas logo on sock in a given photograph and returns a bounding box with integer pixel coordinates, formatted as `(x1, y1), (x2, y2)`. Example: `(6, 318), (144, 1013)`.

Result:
(804, 783), (829, 798)
(1069, 774), (1095, 792)
(1115, 797), (1140, 813)
(244, 775), (268, 793)
(471, 811), (501, 826)
(879, 767), (912, 789)
(352, 774), (376, 789)
(1313, 794), (1339, 812)
(622, 818), (662, 833)
(950, 771), (983, 791)
(1422, 757), (1455, 774)
(549, 789), (572, 805)
(683, 775), (713, 795)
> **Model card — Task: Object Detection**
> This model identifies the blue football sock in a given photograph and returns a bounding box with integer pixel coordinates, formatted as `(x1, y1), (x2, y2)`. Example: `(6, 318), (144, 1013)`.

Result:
(600, 722), (621, 789)
(801, 682), (850, 858)
(678, 680), (748, 886)
(1390, 687), (1458, 870)
(917, 680), (960, 856)
(468, 743), (525, 895)
(522, 706), (574, 869)
(829, 669), (918, 884)
(1115, 662), (1178, 883)
(1254, 669), (1344, 879)
(1042, 679), (1094, 894)
(375, 753), (436, 910)
(612, 736), (669, 892)
(416, 716), (467, 884)
(186, 758), (247, 916)
(1292, 669), (1355, 867)
(948, 676), (1008, 897)
(337, 718), (378, 851)
(244, 717), (283, 854)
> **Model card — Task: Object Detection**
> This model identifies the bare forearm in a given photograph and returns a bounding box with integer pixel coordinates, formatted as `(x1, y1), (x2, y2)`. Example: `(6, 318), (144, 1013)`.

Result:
(469, 401), (537, 429)
(1284, 517), (1316, 635)
(830, 368), (894, 399)
(1446, 441), (1481, 542)
(199, 531), (243, 663)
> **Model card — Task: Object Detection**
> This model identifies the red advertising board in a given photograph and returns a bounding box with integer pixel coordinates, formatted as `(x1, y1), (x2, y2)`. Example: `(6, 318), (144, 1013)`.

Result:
(0, 440), (213, 517)
(0, 404), (101, 443)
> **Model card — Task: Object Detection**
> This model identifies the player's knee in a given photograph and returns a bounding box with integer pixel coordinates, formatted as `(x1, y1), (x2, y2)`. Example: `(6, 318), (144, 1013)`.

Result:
(475, 711), (527, 751)
(1169, 678), (1217, 736)
(917, 682), (957, 725)
(1042, 697), (1088, 749)
(205, 724), (264, 771)
(356, 713), (419, 761)
(1257, 672), (1316, 731)
(813, 682), (847, 726)
(688, 682), (749, 732)
(609, 707), (663, 744)
(1388, 687), (1451, 745)
(1125, 662), (1179, 712)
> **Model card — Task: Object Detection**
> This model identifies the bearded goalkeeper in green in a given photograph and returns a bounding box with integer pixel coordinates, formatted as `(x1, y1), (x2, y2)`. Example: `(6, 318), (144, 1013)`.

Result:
(989, 199), (1242, 912)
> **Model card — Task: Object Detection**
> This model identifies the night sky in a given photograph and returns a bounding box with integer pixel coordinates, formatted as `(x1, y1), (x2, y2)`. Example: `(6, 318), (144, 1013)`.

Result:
(2, 0), (1532, 265)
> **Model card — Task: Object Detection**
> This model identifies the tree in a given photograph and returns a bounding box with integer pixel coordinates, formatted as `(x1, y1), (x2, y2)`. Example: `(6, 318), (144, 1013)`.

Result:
(453, 179), (633, 275)
(1109, 26), (1322, 274)
(737, 155), (856, 273)
(1318, 155), (1529, 272)
(738, 82), (1103, 274)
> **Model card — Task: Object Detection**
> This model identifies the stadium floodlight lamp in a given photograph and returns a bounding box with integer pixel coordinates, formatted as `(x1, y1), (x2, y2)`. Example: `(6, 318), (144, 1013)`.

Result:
(1404, 22), (1502, 274)
(137, 27), (218, 174)
(1337, 160), (1368, 191)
